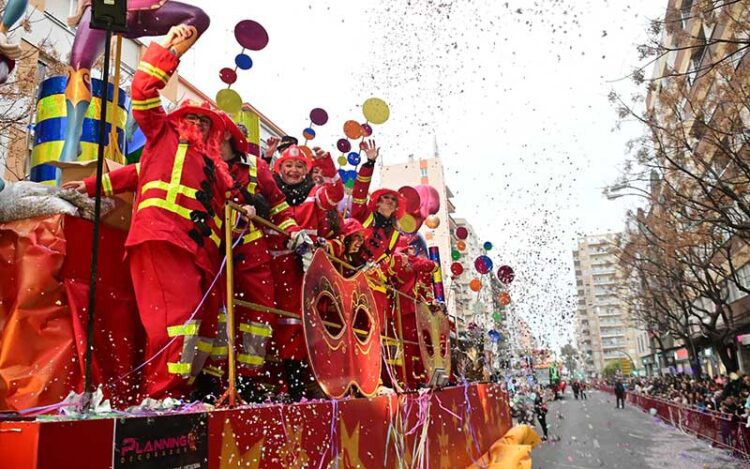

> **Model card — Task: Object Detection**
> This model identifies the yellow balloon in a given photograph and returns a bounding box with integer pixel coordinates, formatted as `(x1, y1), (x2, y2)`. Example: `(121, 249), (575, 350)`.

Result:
(362, 97), (390, 125)
(398, 213), (418, 234)
(425, 215), (440, 229)
(216, 88), (243, 113)
(337, 155), (348, 166)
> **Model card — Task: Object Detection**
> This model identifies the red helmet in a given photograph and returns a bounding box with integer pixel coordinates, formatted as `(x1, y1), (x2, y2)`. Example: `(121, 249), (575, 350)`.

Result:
(342, 218), (365, 238)
(169, 99), (225, 135)
(273, 145), (313, 173)
(218, 112), (249, 154)
(368, 188), (405, 219)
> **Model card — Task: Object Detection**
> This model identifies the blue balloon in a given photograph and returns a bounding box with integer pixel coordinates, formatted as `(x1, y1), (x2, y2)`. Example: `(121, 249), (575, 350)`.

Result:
(338, 168), (348, 181)
(483, 241), (493, 251)
(235, 53), (253, 70)
(479, 255), (493, 271)
(347, 152), (361, 166)
(346, 169), (358, 183)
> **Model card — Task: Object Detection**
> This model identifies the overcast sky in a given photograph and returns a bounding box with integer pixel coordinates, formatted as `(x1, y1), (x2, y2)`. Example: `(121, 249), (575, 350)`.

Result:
(176, 0), (667, 350)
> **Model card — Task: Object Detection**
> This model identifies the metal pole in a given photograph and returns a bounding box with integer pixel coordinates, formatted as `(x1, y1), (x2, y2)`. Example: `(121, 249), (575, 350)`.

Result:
(84, 25), (113, 407)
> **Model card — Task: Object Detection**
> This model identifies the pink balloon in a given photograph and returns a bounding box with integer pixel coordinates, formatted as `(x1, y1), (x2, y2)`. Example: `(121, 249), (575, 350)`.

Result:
(415, 184), (440, 218)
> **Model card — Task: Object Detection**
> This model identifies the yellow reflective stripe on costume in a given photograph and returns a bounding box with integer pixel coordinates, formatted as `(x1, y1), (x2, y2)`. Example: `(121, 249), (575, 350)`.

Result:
(269, 201), (290, 216)
(210, 346), (228, 357)
(197, 340), (213, 353)
(141, 180), (197, 198)
(386, 358), (404, 365)
(131, 97), (162, 110)
(167, 322), (200, 337)
(363, 213), (374, 228)
(168, 144), (188, 204)
(139, 197), (193, 219)
(247, 155), (258, 194)
(242, 229), (264, 244)
(138, 62), (170, 84)
(218, 312), (227, 323)
(352, 197), (367, 205)
(237, 354), (265, 366)
(167, 362), (192, 374)
(239, 323), (272, 337)
(202, 365), (224, 378)
(357, 175), (371, 183)
(278, 219), (297, 231)
(383, 336), (402, 346)
(102, 174), (114, 196)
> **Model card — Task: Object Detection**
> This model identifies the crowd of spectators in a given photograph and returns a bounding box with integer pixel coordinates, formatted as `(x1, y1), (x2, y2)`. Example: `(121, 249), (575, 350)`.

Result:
(617, 372), (750, 422)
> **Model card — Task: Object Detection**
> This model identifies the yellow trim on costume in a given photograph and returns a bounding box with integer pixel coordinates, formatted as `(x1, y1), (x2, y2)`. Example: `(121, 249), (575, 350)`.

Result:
(278, 219), (298, 231)
(352, 197), (367, 205)
(239, 323), (272, 337)
(197, 339), (213, 353)
(167, 322), (200, 337)
(131, 97), (163, 111)
(269, 201), (290, 216)
(241, 229), (264, 244)
(210, 346), (228, 357)
(101, 174), (114, 196)
(167, 362), (192, 374)
(247, 155), (258, 194)
(138, 62), (170, 84)
(237, 354), (265, 366)
(141, 180), (198, 198)
(357, 175), (371, 183)
(202, 365), (224, 378)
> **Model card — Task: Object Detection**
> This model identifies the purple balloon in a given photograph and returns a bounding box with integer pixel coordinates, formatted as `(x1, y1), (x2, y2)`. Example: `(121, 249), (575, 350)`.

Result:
(337, 138), (352, 153)
(235, 20), (269, 51)
(361, 122), (373, 137)
(310, 108), (329, 126)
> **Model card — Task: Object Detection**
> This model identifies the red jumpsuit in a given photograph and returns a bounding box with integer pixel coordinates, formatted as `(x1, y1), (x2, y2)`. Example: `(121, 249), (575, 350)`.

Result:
(85, 43), (230, 399)
(268, 154), (343, 360)
(203, 156), (299, 379)
(388, 254), (437, 388)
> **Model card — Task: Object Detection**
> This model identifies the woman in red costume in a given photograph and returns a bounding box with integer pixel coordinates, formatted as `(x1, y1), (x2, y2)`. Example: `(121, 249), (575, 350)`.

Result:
(267, 145), (343, 401)
(65, 28), (235, 400)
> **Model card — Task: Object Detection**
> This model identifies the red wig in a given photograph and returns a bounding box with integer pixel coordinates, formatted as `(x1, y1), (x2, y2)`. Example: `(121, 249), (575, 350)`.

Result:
(175, 119), (233, 190)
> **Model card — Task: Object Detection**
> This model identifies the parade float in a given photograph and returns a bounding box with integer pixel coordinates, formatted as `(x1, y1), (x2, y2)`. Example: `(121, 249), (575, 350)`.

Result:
(0, 2), (535, 467)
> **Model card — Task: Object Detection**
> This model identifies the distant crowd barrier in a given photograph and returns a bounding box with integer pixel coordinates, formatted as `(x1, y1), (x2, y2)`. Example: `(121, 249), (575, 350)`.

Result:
(596, 384), (750, 458)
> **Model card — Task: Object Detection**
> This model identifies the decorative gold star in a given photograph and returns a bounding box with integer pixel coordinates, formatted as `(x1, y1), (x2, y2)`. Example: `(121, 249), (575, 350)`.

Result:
(339, 420), (365, 468)
(278, 424), (310, 469)
(219, 420), (264, 469)
(438, 429), (452, 469)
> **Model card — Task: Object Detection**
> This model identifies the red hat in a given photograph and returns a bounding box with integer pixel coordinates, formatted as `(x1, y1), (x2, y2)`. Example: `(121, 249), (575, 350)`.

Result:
(169, 99), (225, 136)
(368, 188), (405, 219)
(342, 218), (365, 238)
(218, 112), (249, 154)
(273, 145), (313, 173)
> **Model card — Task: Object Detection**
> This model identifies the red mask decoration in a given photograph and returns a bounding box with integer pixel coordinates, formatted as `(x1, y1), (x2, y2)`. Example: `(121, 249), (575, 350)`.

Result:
(416, 303), (451, 383)
(303, 250), (381, 398)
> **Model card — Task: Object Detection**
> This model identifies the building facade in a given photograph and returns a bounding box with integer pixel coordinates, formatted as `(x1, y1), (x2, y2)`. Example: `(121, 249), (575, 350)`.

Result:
(573, 233), (638, 376)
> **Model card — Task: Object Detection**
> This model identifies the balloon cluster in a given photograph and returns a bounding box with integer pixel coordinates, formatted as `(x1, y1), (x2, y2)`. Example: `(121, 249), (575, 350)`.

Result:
(337, 97), (390, 190)
(216, 20), (269, 113)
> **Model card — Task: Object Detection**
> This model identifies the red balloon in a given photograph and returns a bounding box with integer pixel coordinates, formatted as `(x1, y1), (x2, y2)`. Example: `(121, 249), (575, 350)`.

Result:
(497, 265), (515, 284)
(455, 226), (468, 240)
(450, 262), (464, 276)
(474, 256), (492, 275)
(219, 67), (237, 85)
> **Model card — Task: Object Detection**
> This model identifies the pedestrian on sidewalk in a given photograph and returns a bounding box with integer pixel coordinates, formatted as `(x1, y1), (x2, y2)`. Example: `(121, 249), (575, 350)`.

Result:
(534, 389), (549, 441)
(580, 381), (588, 400)
(572, 381), (579, 400)
(615, 379), (626, 409)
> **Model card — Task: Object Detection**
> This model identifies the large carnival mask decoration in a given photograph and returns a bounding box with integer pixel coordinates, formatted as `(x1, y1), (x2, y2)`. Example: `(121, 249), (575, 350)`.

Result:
(303, 250), (381, 398)
(416, 303), (451, 384)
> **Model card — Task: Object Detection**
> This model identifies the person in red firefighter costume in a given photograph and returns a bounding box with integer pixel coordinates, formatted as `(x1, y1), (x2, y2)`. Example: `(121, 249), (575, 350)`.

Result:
(208, 113), (300, 402)
(64, 28), (239, 400)
(350, 139), (405, 333)
(328, 218), (367, 277)
(268, 144), (344, 401)
(388, 236), (438, 388)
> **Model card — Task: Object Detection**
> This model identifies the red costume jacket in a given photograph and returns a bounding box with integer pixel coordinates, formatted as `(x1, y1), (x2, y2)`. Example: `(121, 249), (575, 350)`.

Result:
(85, 43), (230, 276)
(350, 161), (400, 263)
(228, 155), (298, 268)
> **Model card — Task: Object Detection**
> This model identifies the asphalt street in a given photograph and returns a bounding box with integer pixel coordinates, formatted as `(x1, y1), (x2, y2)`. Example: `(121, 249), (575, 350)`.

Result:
(531, 389), (748, 469)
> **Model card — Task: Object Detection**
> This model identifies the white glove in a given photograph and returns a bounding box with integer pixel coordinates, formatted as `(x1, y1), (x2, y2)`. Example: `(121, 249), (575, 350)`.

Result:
(287, 231), (313, 256)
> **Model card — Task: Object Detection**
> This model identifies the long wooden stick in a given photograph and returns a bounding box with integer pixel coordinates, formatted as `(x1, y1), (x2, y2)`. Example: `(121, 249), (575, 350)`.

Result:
(216, 204), (240, 407)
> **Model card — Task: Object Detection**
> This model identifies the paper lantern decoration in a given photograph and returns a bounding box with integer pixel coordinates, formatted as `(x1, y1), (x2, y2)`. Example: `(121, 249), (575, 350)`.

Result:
(497, 265), (515, 285)
(344, 120), (363, 139)
(425, 215), (440, 229)
(216, 20), (269, 113)
(469, 279), (482, 292)
(474, 255), (493, 275)
(451, 250), (461, 261)
(456, 240), (466, 252)
(499, 292), (511, 306)
(455, 226), (468, 240)
(450, 262), (464, 276)
(362, 97), (390, 124)
(483, 241), (493, 251)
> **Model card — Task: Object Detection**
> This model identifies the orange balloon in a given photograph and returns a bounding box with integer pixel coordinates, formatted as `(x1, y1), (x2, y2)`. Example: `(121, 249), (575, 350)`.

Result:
(456, 240), (467, 252)
(343, 120), (363, 139)
(499, 292), (511, 306)
(425, 215), (440, 229)
(469, 279), (482, 292)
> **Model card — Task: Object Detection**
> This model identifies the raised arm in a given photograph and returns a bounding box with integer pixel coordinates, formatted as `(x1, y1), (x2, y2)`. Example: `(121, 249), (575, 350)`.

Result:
(350, 139), (378, 221)
(312, 147), (344, 211)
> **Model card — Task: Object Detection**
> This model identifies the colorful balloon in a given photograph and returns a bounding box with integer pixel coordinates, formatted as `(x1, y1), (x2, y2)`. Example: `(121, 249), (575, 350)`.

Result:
(216, 88), (242, 113)
(362, 97), (390, 124)
(337, 139), (351, 153)
(398, 214), (418, 234)
(425, 215), (440, 229)
(455, 226), (468, 240)
(347, 152), (361, 166)
(344, 120), (363, 139)
(499, 292), (511, 306)
(361, 122), (373, 137)
(303, 127), (316, 140)
(451, 249), (461, 261)
(337, 155), (348, 166)
(483, 241), (493, 251)
(235, 20), (269, 51)
(219, 67), (237, 85)
(456, 240), (466, 252)
(310, 108), (329, 126)
(235, 53), (253, 70)
(497, 265), (515, 284)
(450, 262), (464, 276)
(298, 145), (314, 159)
(492, 312), (502, 322)
(469, 278), (482, 292)
(474, 255), (492, 275)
